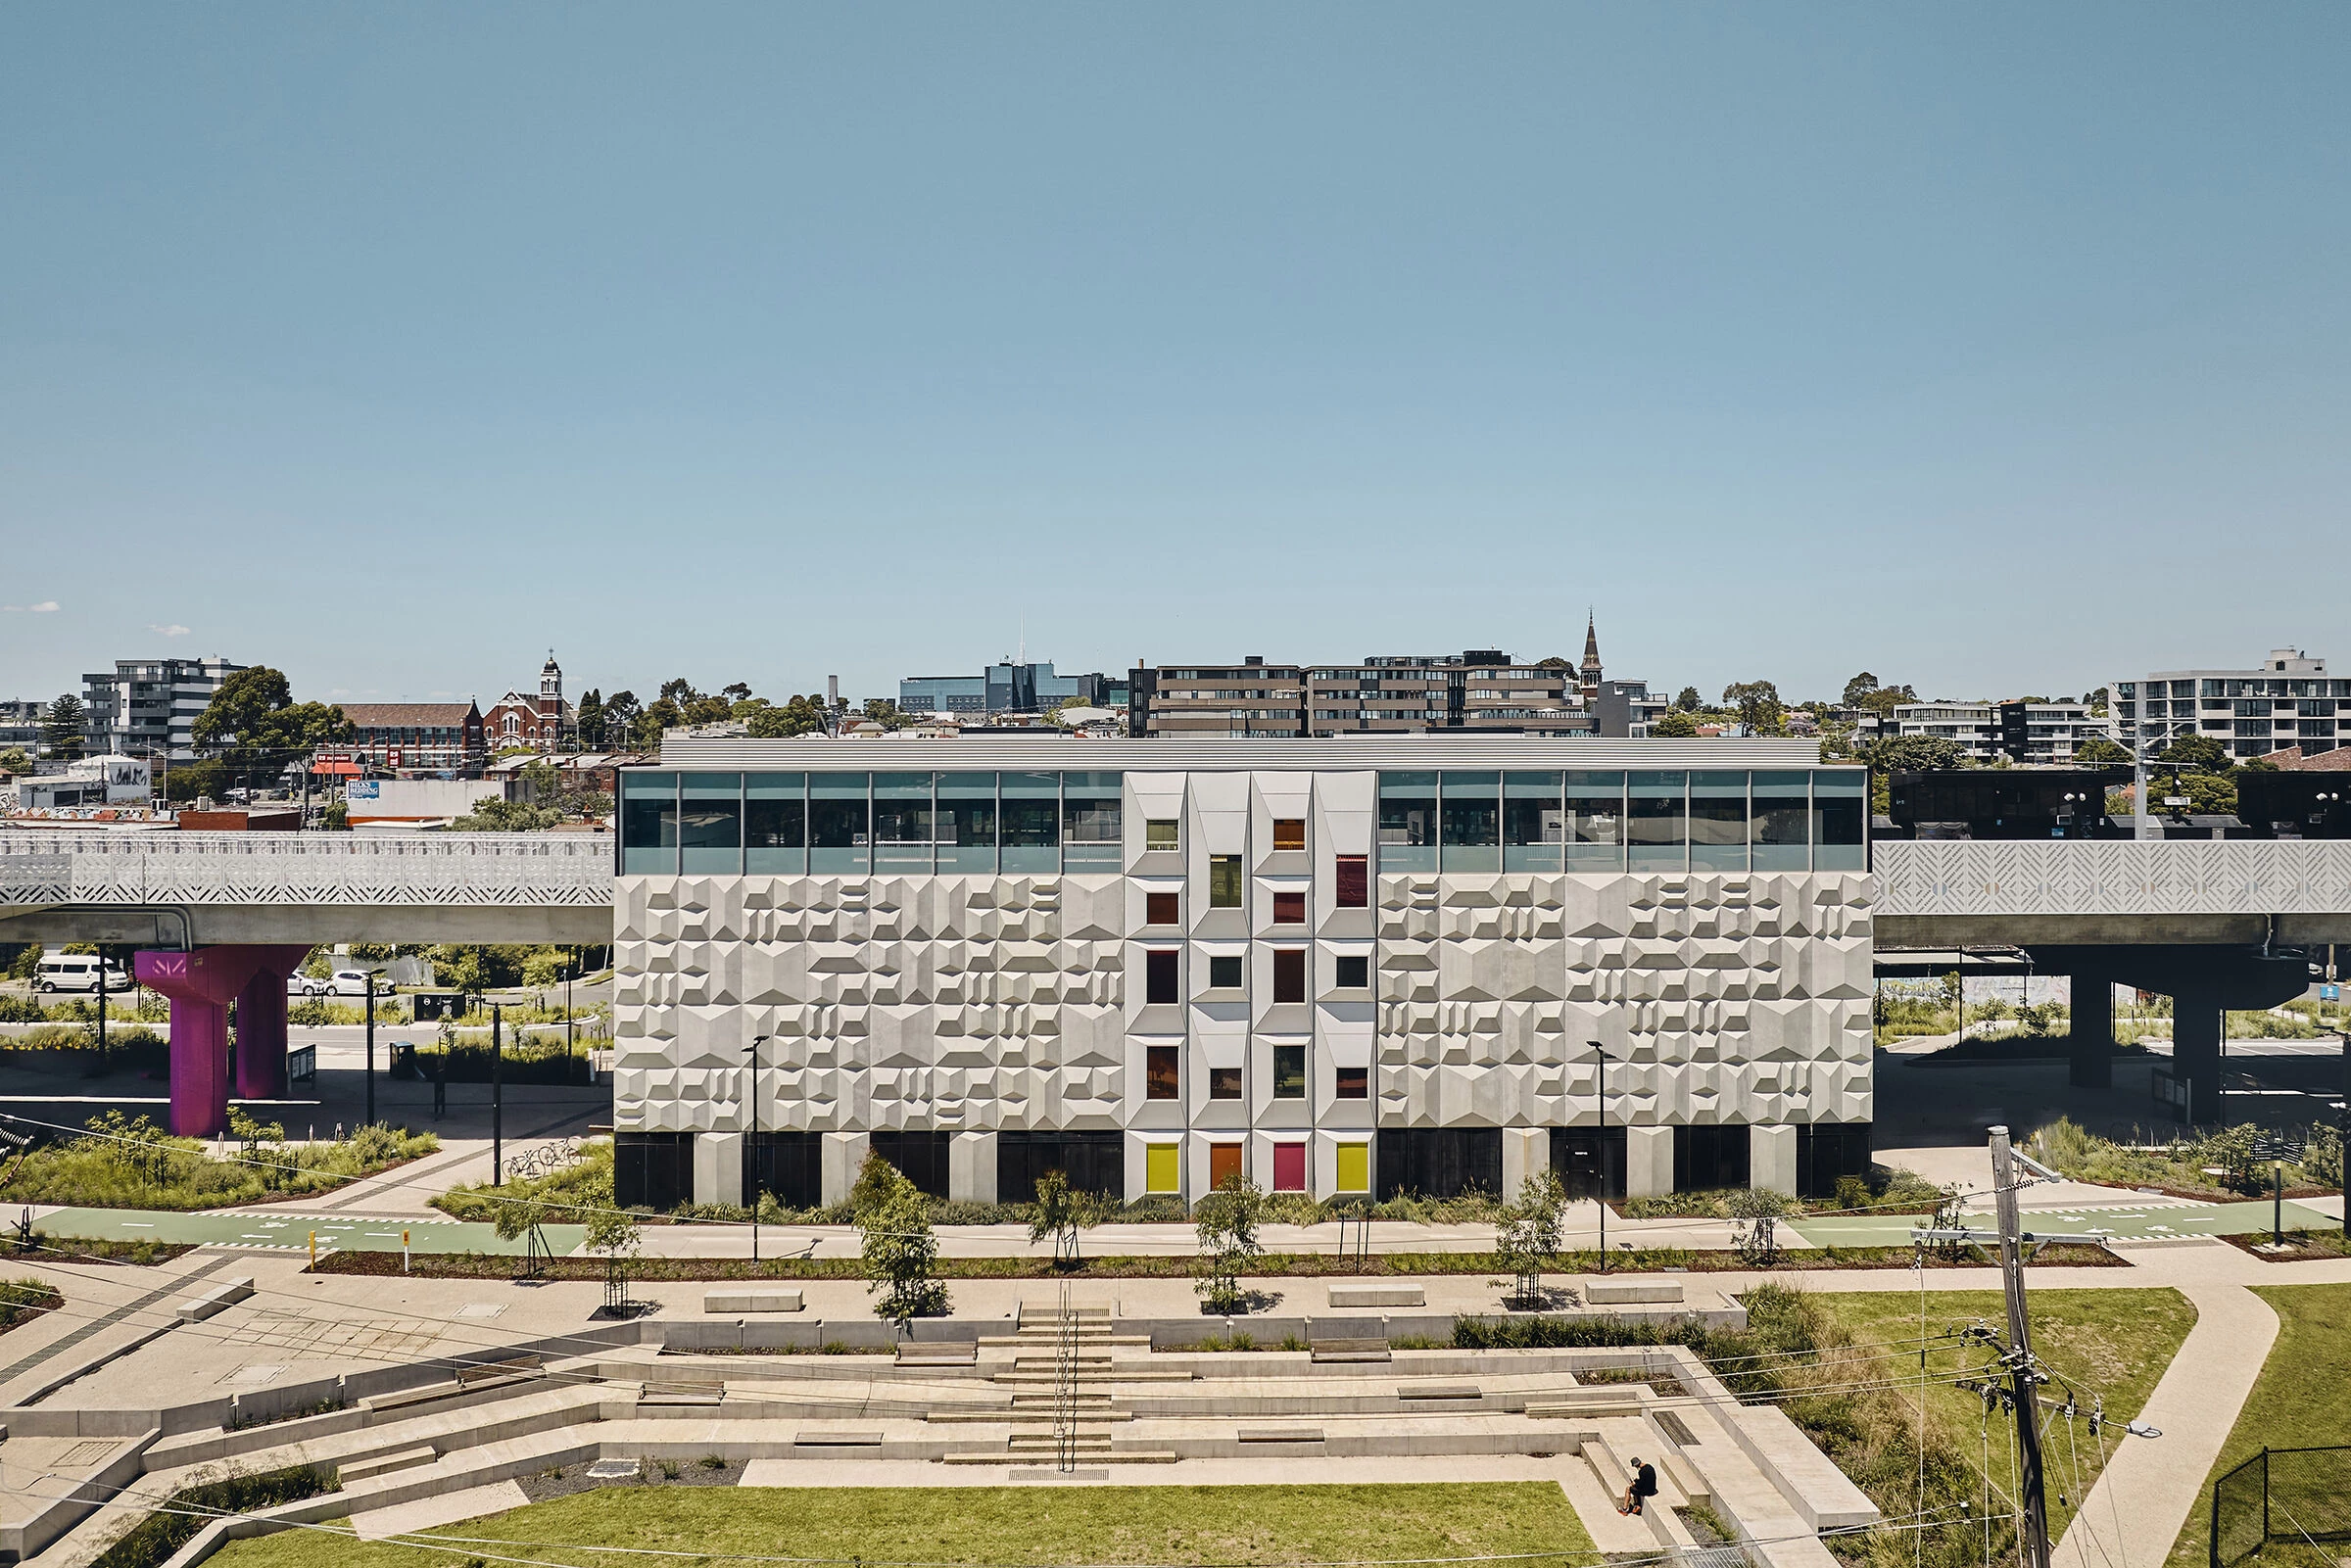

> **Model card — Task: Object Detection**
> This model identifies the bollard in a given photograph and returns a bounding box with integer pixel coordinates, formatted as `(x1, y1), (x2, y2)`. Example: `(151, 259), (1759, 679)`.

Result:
(309, 1229), (316, 1266)
(403, 1228), (410, 1274)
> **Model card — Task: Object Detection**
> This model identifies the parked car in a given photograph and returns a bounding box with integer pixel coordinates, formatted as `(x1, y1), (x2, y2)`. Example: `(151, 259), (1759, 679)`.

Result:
(34, 956), (132, 993)
(287, 969), (381, 998)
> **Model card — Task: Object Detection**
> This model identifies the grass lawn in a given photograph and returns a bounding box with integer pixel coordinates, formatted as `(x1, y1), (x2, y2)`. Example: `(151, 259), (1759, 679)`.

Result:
(2166, 1284), (2351, 1568)
(1808, 1288), (2197, 1554)
(207, 1484), (1596, 1568)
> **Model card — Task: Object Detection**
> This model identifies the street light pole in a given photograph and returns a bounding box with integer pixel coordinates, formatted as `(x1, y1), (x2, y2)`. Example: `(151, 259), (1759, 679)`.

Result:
(746, 1034), (771, 1263)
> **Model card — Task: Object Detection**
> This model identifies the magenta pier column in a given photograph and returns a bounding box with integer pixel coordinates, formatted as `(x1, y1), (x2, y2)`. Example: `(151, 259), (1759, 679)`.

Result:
(136, 948), (264, 1137)
(232, 945), (315, 1102)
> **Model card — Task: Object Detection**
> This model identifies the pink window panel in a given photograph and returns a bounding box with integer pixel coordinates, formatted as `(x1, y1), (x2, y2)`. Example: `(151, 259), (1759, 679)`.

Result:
(1272, 1142), (1307, 1193)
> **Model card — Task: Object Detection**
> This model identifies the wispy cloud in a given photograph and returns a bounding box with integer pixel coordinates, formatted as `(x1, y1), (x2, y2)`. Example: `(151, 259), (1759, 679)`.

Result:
(2, 601), (60, 613)
(148, 623), (191, 638)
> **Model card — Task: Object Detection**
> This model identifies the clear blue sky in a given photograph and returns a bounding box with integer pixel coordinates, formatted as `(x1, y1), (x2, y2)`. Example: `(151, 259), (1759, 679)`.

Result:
(3, 4), (2346, 711)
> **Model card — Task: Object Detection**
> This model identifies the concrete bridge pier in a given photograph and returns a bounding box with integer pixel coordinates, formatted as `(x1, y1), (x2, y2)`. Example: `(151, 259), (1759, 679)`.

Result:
(2068, 979), (2115, 1089)
(2170, 990), (2227, 1126)
(132, 944), (312, 1136)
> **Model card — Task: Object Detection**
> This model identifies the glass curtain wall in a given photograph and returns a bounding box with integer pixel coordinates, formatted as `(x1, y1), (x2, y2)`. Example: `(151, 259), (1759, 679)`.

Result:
(1503, 772), (1564, 873)
(1814, 773), (1868, 870)
(680, 774), (744, 874)
(620, 772), (679, 874)
(1439, 772), (1501, 872)
(745, 774), (807, 874)
(1000, 772), (1060, 874)
(809, 773), (871, 874)
(1627, 771), (1688, 872)
(1061, 772), (1123, 870)
(1750, 771), (1809, 873)
(872, 773), (936, 872)
(1378, 772), (1438, 873)
(1688, 771), (1749, 873)
(1562, 771), (1625, 871)
(937, 773), (998, 873)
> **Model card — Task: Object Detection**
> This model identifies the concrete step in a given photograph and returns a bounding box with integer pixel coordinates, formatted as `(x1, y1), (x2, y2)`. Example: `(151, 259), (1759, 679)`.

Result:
(926, 1408), (1132, 1425)
(338, 1445), (437, 1483)
(942, 1449), (1177, 1466)
(991, 1369), (1194, 1385)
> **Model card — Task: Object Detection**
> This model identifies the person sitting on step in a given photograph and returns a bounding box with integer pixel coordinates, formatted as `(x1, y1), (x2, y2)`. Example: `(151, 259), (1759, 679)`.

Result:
(1618, 1454), (1659, 1516)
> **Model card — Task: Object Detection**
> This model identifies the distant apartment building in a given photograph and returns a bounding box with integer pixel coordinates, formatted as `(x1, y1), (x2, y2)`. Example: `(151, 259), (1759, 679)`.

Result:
(899, 660), (1124, 717)
(1126, 623), (1669, 740)
(2110, 648), (2344, 763)
(319, 702), (486, 776)
(1892, 700), (2099, 765)
(13, 755), (152, 810)
(0, 700), (42, 752)
(483, 652), (573, 751)
(80, 656), (248, 760)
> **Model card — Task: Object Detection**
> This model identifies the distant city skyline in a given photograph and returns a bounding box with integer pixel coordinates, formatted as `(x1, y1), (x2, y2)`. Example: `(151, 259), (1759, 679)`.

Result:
(4, 6), (2346, 707)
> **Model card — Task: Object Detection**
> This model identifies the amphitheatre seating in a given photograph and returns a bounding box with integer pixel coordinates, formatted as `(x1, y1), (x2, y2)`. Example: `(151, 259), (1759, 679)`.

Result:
(894, 1340), (980, 1368)
(1309, 1337), (1391, 1363)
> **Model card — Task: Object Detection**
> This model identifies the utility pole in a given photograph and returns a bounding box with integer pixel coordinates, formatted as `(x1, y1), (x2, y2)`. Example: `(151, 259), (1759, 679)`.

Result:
(1988, 1125), (2054, 1568)
(491, 1003), (504, 1186)
(363, 974), (376, 1126)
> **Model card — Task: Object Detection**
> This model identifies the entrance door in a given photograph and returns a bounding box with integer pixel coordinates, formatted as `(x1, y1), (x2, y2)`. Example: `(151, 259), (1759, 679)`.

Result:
(1209, 1143), (1244, 1190)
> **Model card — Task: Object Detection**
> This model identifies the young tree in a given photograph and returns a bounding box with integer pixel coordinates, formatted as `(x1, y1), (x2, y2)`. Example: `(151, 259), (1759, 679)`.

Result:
(1029, 1168), (1101, 1266)
(41, 694), (85, 759)
(583, 1194), (643, 1314)
(1494, 1169), (1565, 1307)
(854, 1154), (948, 1324)
(1726, 1186), (1789, 1266)
(1193, 1173), (1265, 1314)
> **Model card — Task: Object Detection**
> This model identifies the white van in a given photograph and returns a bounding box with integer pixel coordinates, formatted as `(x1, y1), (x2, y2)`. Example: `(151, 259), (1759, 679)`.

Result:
(35, 956), (132, 993)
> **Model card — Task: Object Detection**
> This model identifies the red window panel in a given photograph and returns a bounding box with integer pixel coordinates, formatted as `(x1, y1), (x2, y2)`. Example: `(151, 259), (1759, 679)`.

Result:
(1334, 854), (1368, 908)
(1146, 890), (1179, 926)
(1272, 890), (1306, 925)
(1272, 1142), (1307, 1193)
(1272, 948), (1306, 1003)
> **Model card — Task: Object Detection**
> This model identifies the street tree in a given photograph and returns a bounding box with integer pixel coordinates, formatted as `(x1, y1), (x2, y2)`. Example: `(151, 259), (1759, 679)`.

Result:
(1193, 1173), (1265, 1314)
(575, 689), (605, 748)
(853, 1153), (948, 1325)
(1494, 1169), (1565, 1306)
(1029, 1167), (1102, 1266)
(1721, 681), (1786, 735)
(2156, 735), (2232, 774)
(40, 694), (84, 759)
(191, 668), (356, 789)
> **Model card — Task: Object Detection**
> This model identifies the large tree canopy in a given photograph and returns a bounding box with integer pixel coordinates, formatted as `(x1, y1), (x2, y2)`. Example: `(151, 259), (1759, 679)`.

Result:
(191, 667), (355, 786)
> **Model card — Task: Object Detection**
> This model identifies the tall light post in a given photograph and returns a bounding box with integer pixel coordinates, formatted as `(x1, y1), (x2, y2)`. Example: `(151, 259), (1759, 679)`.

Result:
(745, 1034), (771, 1263)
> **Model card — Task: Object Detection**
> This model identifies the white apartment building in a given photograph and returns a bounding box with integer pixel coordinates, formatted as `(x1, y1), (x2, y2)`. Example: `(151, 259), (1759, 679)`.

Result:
(2110, 648), (2343, 763)
(1891, 700), (2100, 765)
(80, 657), (247, 760)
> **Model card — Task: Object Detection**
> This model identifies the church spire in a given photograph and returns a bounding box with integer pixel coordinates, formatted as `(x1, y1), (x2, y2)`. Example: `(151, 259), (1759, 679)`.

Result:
(1579, 611), (1603, 704)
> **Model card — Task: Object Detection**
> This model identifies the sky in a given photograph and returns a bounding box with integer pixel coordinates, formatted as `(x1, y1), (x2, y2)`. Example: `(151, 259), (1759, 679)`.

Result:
(2, 4), (2347, 711)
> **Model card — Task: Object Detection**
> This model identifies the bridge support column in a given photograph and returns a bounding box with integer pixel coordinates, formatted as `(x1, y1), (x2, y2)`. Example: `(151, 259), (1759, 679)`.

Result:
(231, 946), (314, 1103)
(2173, 990), (2224, 1125)
(2068, 978), (2115, 1088)
(136, 948), (264, 1137)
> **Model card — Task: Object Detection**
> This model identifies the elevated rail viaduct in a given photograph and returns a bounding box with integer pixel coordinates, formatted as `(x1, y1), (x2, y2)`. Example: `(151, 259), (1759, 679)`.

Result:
(4, 832), (2340, 1136)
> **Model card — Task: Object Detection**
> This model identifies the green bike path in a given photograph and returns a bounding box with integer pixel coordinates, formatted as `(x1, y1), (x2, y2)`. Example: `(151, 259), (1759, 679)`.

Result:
(1790, 1198), (2335, 1249)
(35, 1206), (586, 1256)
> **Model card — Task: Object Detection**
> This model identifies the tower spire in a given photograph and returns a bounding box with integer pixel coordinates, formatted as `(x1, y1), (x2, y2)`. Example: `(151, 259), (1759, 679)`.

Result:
(1579, 611), (1603, 705)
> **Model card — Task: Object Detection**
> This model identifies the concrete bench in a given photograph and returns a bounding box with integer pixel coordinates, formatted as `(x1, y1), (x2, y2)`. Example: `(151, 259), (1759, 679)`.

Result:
(456, 1354), (543, 1387)
(1586, 1281), (1684, 1305)
(895, 1341), (980, 1367)
(340, 1446), (437, 1483)
(1238, 1425), (1325, 1444)
(1327, 1284), (1424, 1308)
(641, 1378), (725, 1405)
(793, 1429), (884, 1447)
(1310, 1338), (1391, 1363)
(1526, 1389), (1646, 1417)
(1398, 1382), (1481, 1402)
(703, 1289), (803, 1313)
(177, 1277), (255, 1321)
(1655, 1443), (1710, 1508)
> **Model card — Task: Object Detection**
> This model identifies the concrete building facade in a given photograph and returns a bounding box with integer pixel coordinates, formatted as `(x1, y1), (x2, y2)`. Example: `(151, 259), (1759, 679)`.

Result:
(609, 738), (1874, 1214)
(1892, 700), (2100, 765)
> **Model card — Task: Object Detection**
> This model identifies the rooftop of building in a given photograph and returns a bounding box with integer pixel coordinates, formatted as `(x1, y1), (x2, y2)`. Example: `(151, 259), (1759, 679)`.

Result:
(654, 734), (1844, 769)
(336, 701), (482, 726)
